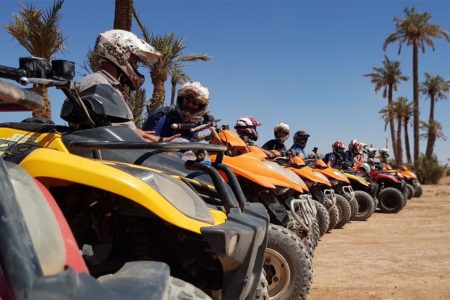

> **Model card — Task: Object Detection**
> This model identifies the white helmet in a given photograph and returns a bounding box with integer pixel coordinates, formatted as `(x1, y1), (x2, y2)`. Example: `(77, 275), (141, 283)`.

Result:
(235, 116), (262, 141)
(176, 82), (210, 121)
(379, 148), (390, 158)
(274, 122), (290, 143)
(93, 29), (160, 90)
(360, 162), (371, 174)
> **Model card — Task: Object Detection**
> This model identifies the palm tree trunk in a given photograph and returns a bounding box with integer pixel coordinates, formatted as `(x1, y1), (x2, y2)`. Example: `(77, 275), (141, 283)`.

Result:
(114, 0), (133, 109)
(114, 0), (133, 30)
(404, 117), (412, 164)
(425, 129), (436, 159)
(429, 96), (435, 123)
(412, 43), (420, 162)
(396, 116), (403, 165)
(31, 85), (52, 120)
(387, 85), (398, 164)
(425, 95), (435, 159)
(170, 81), (176, 106)
(148, 73), (166, 114)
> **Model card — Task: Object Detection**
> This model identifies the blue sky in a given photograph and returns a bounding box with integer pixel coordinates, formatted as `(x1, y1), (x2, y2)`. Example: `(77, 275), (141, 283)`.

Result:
(1, 0), (449, 162)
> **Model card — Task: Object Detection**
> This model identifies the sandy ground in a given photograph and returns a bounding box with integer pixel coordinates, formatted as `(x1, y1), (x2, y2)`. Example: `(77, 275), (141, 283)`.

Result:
(309, 176), (450, 300)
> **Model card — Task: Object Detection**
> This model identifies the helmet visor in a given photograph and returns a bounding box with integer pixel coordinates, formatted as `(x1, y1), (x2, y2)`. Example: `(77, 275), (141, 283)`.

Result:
(295, 136), (308, 145)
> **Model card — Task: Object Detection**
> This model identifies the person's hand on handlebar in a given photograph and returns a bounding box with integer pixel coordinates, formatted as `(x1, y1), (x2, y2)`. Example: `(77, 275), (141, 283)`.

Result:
(135, 129), (180, 142)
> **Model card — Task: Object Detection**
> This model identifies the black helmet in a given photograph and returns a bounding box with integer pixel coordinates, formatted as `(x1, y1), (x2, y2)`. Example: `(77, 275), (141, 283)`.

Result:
(293, 130), (310, 147)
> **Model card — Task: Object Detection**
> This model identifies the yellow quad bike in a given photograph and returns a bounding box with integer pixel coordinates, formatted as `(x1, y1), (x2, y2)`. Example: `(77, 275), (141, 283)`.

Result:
(0, 156), (215, 300)
(0, 62), (269, 300)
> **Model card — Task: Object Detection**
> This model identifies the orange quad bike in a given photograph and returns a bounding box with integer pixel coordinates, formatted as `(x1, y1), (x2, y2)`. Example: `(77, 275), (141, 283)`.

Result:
(248, 146), (341, 236)
(209, 125), (322, 246)
(208, 125), (316, 299)
(290, 156), (353, 230)
(383, 164), (421, 199)
(310, 159), (356, 224)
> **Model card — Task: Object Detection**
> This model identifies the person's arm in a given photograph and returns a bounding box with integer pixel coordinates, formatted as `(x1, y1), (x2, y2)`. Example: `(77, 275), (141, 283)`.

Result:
(135, 129), (180, 142)
(327, 153), (335, 168)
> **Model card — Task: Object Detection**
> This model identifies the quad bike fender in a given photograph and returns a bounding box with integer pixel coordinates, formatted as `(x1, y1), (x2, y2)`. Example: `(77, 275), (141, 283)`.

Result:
(315, 167), (350, 183)
(217, 130), (248, 148)
(343, 172), (370, 187)
(0, 128), (68, 153)
(248, 145), (268, 159)
(401, 170), (417, 180)
(372, 171), (401, 184)
(290, 166), (331, 186)
(20, 149), (221, 234)
(221, 158), (283, 189)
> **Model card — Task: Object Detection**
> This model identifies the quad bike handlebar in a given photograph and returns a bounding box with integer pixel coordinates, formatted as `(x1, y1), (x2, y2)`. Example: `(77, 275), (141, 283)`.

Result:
(68, 141), (227, 153)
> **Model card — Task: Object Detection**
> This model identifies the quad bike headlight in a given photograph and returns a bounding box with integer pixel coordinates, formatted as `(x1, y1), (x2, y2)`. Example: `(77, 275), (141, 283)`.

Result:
(110, 164), (214, 225)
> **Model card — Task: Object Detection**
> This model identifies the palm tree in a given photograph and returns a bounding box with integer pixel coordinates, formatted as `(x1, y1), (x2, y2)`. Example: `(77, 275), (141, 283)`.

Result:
(129, 88), (148, 128)
(420, 73), (450, 159)
(133, 8), (211, 113)
(114, 0), (133, 30)
(393, 97), (413, 164)
(6, 0), (65, 120)
(113, 0), (134, 115)
(420, 73), (450, 123)
(396, 97), (413, 164)
(170, 66), (191, 106)
(420, 120), (447, 159)
(383, 7), (450, 162)
(365, 56), (408, 164)
(379, 103), (401, 165)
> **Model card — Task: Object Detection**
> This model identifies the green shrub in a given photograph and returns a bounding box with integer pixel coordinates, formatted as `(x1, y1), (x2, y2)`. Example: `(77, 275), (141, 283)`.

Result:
(412, 155), (447, 184)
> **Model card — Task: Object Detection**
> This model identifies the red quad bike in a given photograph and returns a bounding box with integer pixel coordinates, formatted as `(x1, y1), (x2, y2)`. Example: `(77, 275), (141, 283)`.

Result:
(0, 79), (211, 300)
(369, 163), (407, 213)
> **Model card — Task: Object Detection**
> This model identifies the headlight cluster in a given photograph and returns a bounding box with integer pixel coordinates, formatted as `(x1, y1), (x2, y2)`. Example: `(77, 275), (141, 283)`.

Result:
(110, 163), (214, 224)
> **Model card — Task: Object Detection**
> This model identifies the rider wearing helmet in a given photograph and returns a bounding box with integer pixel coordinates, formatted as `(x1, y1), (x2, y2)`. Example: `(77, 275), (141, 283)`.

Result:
(261, 123), (290, 158)
(344, 139), (365, 167)
(323, 140), (346, 168)
(152, 81), (213, 142)
(79, 29), (163, 142)
(378, 148), (390, 164)
(289, 130), (317, 159)
(235, 116), (262, 145)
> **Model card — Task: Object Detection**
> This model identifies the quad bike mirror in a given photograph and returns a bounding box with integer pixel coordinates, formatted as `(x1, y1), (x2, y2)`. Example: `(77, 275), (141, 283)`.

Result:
(18, 57), (75, 81)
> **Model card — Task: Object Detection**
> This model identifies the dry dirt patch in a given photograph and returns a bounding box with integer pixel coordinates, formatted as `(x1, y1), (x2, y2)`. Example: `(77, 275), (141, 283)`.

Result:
(310, 178), (450, 300)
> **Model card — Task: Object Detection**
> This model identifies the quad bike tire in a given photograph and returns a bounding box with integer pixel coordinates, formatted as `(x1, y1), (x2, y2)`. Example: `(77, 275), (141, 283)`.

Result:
(405, 183), (414, 200)
(352, 190), (375, 221)
(313, 200), (330, 237)
(253, 272), (269, 300)
(405, 184), (414, 200)
(168, 276), (212, 300)
(413, 184), (423, 198)
(302, 219), (320, 258)
(265, 224), (312, 300)
(327, 204), (339, 232)
(334, 194), (352, 229)
(349, 197), (359, 220)
(378, 187), (406, 213)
